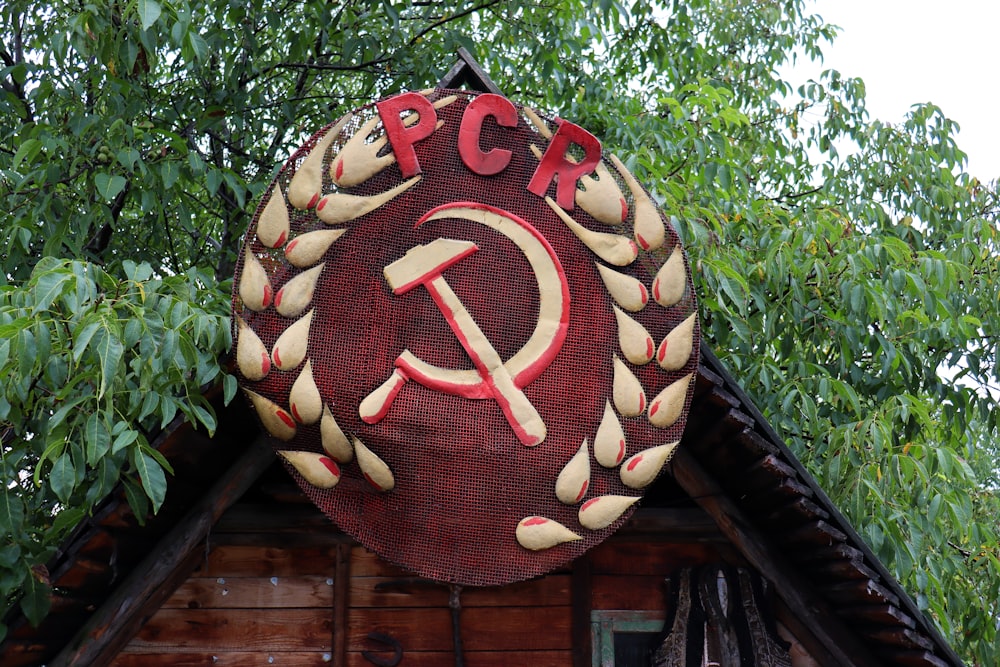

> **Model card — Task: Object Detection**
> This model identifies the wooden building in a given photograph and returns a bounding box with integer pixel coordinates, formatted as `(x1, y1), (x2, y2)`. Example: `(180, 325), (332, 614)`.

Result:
(0, 344), (965, 666)
(0, 54), (967, 667)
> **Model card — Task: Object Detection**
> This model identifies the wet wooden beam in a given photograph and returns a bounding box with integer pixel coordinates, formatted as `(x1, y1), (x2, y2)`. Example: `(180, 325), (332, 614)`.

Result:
(332, 543), (351, 667)
(50, 435), (275, 667)
(669, 446), (883, 667)
(437, 47), (503, 95)
(571, 555), (592, 667)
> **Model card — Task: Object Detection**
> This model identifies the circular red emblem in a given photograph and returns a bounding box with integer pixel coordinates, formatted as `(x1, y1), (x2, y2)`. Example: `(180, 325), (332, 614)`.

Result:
(233, 89), (699, 585)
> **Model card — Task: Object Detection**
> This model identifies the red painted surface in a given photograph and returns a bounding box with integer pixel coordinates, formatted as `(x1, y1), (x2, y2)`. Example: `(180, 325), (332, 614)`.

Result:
(459, 93), (518, 175)
(581, 497), (601, 512)
(359, 371), (408, 425)
(233, 90), (699, 587)
(276, 409), (296, 429)
(377, 92), (438, 178)
(414, 202), (571, 392)
(527, 119), (601, 209)
(320, 457), (341, 477)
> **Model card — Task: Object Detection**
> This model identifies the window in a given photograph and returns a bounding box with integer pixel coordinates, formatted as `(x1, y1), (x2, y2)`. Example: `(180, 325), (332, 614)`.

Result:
(592, 610), (664, 667)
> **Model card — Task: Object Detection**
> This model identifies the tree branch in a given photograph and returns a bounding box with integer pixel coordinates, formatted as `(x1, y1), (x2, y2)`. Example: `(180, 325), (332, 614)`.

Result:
(406, 0), (503, 47)
(768, 184), (824, 203)
(84, 180), (132, 259)
(0, 33), (34, 122)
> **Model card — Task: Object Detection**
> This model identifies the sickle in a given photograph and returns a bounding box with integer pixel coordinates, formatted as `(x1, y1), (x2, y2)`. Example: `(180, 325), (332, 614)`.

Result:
(360, 202), (572, 444)
(397, 202), (571, 394)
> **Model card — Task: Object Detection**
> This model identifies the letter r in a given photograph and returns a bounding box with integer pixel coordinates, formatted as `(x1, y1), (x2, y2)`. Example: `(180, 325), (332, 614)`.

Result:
(527, 119), (602, 209)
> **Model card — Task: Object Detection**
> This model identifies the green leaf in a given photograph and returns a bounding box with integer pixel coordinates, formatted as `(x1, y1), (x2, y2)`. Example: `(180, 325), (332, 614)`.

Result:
(11, 138), (43, 170)
(31, 269), (71, 314)
(223, 373), (237, 404)
(137, 0), (162, 30)
(132, 450), (167, 513)
(205, 168), (222, 195)
(0, 317), (31, 341)
(72, 316), (103, 363)
(0, 488), (25, 534)
(49, 453), (77, 503)
(0, 543), (20, 569)
(94, 173), (127, 201)
(122, 478), (150, 525)
(84, 413), (112, 466)
(20, 569), (51, 628)
(17, 327), (37, 377)
(47, 395), (89, 432)
(51, 507), (86, 537)
(112, 427), (139, 454)
(190, 402), (217, 436)
(186, 31), (208, 61)
(160, 160), (180, 189)
(94, 326), (124, 400)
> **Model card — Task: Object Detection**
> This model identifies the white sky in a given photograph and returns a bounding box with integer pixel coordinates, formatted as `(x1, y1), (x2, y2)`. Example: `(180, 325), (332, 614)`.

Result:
(789, 0), (1000, 182)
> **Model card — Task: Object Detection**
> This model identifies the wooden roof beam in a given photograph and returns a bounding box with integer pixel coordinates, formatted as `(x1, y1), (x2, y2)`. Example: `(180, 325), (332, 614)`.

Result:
(437, 47), (503, 94)
(49, 435), (276, 667)
(670, 446), (884, 667)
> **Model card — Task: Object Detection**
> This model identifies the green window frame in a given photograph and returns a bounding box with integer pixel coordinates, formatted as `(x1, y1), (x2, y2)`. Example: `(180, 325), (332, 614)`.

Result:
(591, 610), (665, 667)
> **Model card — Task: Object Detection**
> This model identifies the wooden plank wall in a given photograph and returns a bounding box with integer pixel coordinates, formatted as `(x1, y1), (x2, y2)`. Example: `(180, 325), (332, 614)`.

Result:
(348, 548), (573, 666)
(107, 502), (737, 666)
(109, 540), (577, 666)
(589, 540), (728, 614)
(110, 544), (338, 666)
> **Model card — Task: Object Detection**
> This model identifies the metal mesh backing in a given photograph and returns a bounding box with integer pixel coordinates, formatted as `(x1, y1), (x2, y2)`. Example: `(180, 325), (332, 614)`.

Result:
(232, 90), (700, 586)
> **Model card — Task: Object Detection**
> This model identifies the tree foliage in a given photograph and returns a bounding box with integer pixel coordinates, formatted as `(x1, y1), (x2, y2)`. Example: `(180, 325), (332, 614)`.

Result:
(1, 0), (997, 662)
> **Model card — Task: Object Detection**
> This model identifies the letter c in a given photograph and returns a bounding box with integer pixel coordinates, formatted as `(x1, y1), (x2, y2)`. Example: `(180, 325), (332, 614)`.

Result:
(458, 94), (518, 176)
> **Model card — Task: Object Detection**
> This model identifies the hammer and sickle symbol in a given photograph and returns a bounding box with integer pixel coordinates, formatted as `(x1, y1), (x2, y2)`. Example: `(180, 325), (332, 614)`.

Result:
(359, 203), (570, 446)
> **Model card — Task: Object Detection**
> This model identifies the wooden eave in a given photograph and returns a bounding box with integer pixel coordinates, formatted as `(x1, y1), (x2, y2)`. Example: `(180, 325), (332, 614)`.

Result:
(682, 343), (964, 667)
(0, 389), (268, 667)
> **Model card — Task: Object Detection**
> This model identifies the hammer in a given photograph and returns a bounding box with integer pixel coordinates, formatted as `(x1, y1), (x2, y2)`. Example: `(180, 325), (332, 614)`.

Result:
(381, 238), (547, 446)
